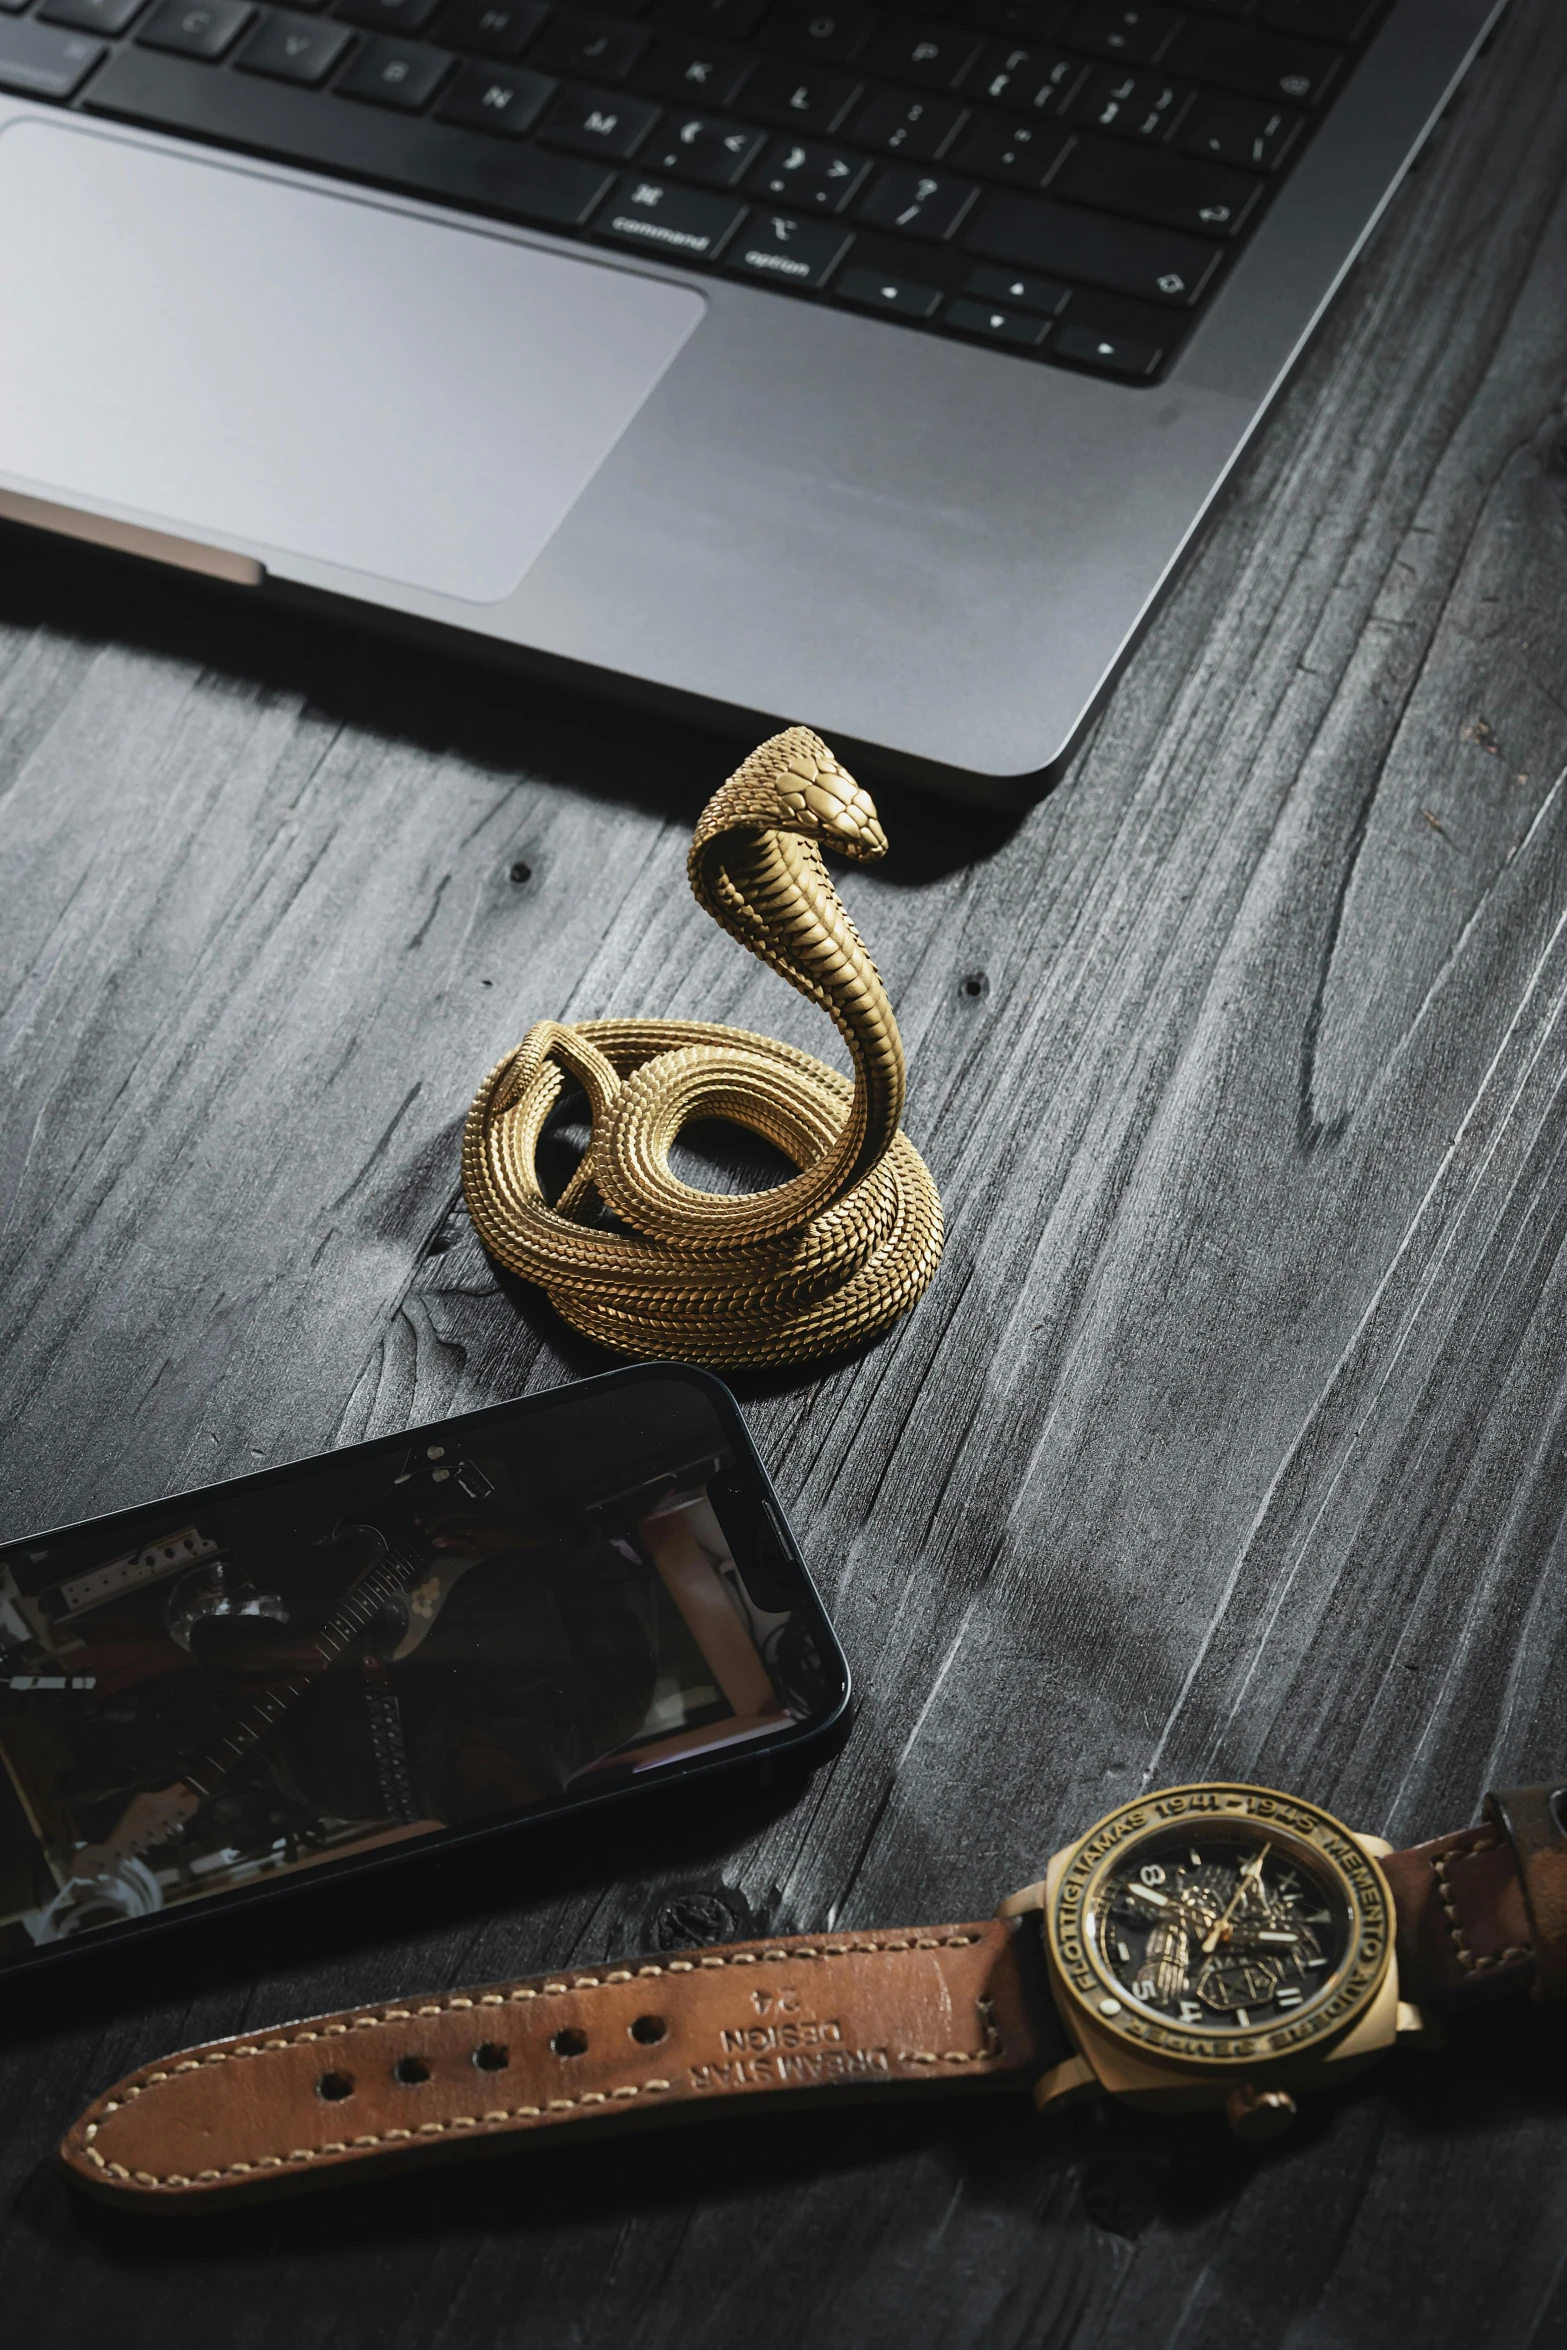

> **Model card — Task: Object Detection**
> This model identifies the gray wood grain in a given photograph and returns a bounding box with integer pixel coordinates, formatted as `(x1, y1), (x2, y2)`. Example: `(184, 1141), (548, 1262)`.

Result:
(3, 4), (1567, 2343)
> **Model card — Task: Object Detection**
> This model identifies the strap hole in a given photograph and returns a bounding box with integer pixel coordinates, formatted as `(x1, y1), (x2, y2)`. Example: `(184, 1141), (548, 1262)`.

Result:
(472, 2042), (510, 2072)
(630, 2014), (666, 2045)
(551, 2028), (588, 2058)
(393, 2055), (431, 2086)
(316, 2072), (355, 2102)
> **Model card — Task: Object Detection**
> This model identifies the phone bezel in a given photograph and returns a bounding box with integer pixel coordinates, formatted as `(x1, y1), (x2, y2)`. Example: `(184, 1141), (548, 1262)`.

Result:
(0, 1363), (849, 1983)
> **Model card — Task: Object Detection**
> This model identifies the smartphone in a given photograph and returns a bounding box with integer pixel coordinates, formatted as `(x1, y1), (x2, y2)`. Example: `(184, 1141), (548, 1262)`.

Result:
(0, 1365), (848, 1974)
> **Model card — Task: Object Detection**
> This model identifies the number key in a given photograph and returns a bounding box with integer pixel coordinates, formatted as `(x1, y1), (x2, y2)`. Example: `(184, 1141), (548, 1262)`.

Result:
(857, 164), (978, 243)
(1061, 3), (1183, 65)
(748, 133), (867, 210)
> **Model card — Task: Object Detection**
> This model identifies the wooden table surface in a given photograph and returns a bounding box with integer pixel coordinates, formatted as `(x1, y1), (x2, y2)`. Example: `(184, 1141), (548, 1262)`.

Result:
(4, 4), (1566, 2339)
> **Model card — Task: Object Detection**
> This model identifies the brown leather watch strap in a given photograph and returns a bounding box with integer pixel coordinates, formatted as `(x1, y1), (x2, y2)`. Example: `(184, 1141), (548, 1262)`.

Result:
(1486, 1783), (1567, 2001)
(1381, 1781), (1567, 2010)
(60, 1918), (1058, 2212)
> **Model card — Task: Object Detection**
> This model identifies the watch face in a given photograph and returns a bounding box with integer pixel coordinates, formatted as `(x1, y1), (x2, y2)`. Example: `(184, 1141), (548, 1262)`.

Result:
(1047, 1784), (1393, 2071)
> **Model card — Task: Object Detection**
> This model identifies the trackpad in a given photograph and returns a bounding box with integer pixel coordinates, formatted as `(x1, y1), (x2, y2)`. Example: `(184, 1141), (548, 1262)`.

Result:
(0, 120), (704, 602)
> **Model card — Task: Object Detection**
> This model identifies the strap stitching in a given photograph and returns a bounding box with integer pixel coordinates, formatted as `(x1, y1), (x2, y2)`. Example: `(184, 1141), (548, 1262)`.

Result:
(76, 1932), (992, 2191)
(1431, 1837), (1532, 1974)
(902, 1994), (1000, 2067)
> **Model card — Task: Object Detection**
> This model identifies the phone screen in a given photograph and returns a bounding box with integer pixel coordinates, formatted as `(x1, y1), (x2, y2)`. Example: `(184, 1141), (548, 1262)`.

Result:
(0, 1369), (843, 1961)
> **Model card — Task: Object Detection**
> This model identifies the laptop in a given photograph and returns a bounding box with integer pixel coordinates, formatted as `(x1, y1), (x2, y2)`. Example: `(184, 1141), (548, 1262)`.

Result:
(0, 0), (1505, 800)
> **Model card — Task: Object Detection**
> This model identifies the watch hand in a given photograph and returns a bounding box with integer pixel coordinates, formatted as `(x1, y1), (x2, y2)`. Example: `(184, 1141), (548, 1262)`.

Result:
(1201, 1843), (1271, 1956)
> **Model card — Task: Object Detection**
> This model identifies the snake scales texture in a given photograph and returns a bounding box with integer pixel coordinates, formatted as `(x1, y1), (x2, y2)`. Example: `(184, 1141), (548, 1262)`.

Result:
(461, 727), (944, 1366)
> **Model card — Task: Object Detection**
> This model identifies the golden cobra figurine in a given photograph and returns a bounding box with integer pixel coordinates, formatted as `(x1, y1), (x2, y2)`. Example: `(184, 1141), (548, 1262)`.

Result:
(461, 727), (943, 1366)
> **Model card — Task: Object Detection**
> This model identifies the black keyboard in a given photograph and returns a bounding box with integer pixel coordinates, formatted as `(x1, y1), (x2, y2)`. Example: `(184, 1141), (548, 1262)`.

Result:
(0, 0), (1389, 381)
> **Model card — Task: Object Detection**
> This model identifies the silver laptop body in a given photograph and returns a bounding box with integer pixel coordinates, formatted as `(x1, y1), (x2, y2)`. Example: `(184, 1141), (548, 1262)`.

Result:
(0, 0), (1505, 800)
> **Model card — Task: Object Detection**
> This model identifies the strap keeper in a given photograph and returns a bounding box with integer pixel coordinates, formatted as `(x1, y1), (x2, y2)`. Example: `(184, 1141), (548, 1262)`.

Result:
(1483, 1785), (1567, 2002)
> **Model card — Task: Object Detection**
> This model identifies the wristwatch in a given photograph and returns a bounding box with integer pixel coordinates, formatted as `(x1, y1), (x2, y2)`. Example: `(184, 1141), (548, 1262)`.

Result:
(60, 1775), (1567, 2211)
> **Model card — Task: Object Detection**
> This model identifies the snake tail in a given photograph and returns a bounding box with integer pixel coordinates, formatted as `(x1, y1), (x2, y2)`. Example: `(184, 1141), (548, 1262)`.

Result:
(460, 726), (944, 1366)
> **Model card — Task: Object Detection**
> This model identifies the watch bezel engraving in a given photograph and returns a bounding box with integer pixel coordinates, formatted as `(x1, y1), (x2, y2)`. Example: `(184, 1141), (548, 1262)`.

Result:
(1047, 1782), (1395, 2073)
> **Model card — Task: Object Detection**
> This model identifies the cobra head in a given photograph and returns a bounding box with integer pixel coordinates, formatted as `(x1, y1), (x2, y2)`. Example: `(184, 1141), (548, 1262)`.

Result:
(698, 726), (889, 865)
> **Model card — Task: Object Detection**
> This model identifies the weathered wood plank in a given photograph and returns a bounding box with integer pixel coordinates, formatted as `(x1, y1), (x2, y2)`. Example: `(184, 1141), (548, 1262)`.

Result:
(3, 3), (1567, 2345)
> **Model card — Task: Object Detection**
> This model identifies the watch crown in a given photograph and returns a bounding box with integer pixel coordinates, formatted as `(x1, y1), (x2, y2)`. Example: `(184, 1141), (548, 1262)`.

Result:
(1224, 2082), (1298, 2143)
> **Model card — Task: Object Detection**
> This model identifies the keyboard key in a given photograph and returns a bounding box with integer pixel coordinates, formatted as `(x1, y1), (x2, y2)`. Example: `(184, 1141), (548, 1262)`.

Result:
(137, 0), (252, 54)
(336, 0), (440, 30)
(741, 58), (862, 131)
(534, 8), (650, 78)
(85, 43), (614, 221)
(642, 107), (763, 180)
(862, 18), (982, 88)
(727, 208), (851, 285)
(434, 54), (554, 125)
(636, 31), (752, 101)
(1066, 66), (1187, 137)
(336, 33), (454, 104)
(1165, 20), (1341, 105)
(951, 111), (1069, 186)
(594, 171), (746, 257)
(1259, 0), (1376, 38)
(1179, 90), (1301, 169)
(967, 39), (1083, 111)
(835, 264), (941, 317)
(37, 0), (145, 33)
(961, 1), (1068, 35)
(759, 0), (876, 64)
(964, 260), (1068, 310)
(748, 133), (867, 209)
(656, 0), (766, 35)
(945, 295), (1048, 346)
(542, 79), (659, 153)
(1060, 2), (1181, 63)
(0, 15), (102, 89)
(858, 163), (977, 241)
(433, 0), (548, 57)
(1054, 318), (1161, 375)
(849, 88), (967, 160)
(238, 7), (353, 78)
(966, 194), (1222, 302)
(1054, 136), (1261, 235)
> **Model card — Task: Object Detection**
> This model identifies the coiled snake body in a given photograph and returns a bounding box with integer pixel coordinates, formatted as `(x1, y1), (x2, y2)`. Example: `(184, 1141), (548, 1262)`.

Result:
(462, 728), (943, 1365)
